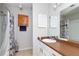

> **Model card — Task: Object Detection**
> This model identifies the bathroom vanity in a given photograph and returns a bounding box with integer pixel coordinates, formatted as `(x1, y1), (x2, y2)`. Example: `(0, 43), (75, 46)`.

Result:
(37, 36), (79, 56)
(37, 39), (62, 56)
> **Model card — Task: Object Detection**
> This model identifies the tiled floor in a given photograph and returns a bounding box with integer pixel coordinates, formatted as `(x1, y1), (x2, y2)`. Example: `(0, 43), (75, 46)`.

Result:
(15, 49), (32, 56)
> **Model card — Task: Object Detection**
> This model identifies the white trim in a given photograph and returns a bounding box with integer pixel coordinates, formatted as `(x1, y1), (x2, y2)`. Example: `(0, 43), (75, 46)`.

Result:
(19, 47), (32, 51)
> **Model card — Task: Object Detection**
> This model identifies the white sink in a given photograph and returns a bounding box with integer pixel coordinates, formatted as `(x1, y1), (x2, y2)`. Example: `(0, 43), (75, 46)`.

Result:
(42, 39), (56, 43)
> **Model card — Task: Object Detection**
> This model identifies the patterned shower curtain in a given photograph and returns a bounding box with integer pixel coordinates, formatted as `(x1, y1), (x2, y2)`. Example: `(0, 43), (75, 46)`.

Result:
(9, 15), (18, 56)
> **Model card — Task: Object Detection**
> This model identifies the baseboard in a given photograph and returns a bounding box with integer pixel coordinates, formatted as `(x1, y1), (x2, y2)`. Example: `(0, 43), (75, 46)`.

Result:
(19, 47), (32, 51)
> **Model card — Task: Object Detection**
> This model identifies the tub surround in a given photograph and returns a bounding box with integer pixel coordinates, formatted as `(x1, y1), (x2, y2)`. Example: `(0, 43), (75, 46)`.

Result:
(38, 36), (79, 56)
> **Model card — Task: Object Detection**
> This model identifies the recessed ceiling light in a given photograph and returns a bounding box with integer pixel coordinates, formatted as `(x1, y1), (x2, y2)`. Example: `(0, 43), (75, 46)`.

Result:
(53, 3), (61, 9)
(19, 4), (23, 10)
(53, 4), (57, 8)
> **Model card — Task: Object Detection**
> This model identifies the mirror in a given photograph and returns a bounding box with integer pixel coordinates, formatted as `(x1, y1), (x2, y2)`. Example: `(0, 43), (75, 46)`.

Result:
(60, 4), (79, 42)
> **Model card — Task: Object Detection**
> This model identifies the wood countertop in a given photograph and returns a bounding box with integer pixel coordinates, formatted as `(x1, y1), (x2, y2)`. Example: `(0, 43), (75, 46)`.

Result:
(38, 37), (79, 56)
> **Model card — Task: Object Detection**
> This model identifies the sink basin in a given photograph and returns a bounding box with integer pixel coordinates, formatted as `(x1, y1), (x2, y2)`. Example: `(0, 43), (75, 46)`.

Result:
(42, 39), (56, 43)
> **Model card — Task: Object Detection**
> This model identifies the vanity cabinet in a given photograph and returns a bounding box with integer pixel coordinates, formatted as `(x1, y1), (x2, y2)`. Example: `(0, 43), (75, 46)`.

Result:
(37, 40), (62, 56)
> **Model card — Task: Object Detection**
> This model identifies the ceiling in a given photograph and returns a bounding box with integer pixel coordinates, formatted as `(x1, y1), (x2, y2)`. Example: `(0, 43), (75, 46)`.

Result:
(51, 3), (63, 9)
(65, 6), (79, 15)
(61, 4), (79, 16)
(4, 3), (32, 9)
(4, 3), (63, 9)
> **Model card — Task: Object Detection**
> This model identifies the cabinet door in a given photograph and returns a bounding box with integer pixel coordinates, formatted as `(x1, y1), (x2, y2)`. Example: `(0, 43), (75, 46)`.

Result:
(39, 47), (44, 56)
(46, 46), (62, 56)
(33, 40), (41, 56)
(37, 40), (43, 56)
(38, 40), (49, 56)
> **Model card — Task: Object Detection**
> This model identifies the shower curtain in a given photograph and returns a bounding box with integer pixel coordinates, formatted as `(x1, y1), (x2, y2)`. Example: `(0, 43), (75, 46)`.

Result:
(0, 10), (18, 56)
(9, 15), (18, 56)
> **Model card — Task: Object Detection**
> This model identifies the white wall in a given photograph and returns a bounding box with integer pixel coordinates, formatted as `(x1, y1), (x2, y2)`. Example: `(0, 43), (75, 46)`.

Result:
(57, 3), (73, 12)
(48, 4), (60, 37)
(33, 3), (49, 55)
(5, 4), (33, 51)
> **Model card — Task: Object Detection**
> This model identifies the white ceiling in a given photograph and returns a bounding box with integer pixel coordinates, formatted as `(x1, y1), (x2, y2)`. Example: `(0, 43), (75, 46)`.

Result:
(4, 3), (32, 9)
(61, 4), (79, 16)
(66, 6), (79, 15)
(5, 3), (63, 9)
(51, 3), (63, 9)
